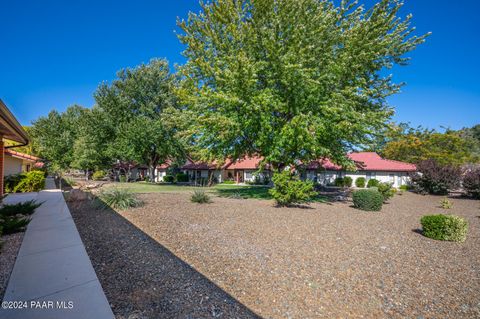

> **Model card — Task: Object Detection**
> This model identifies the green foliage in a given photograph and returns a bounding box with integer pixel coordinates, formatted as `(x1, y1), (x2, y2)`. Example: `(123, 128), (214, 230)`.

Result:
(334, 177), (344, 187)
(222, 180), (235, 184)
(4, 174), (25, 193)
(420, 214), (468, 242)
(175, 173), (189, 183)
(269, 171), (317, 206)
(352, 189), (384, 211)
(119, 175), (127, 183)
(399, 184), (409, 191)
(377, 182), (395, 202)
(367, 179), (380, 188)
(355, 177), (366, 188)
(0, 200), (41, 217)
(190, 190), (211, 203)
(382, 125), (479, 165)
(63, 177), (77, 186)
(13, 171), (45, 193)
(163, 175), (174, 183)
(0, 215), (30, 234)
(178, 0), (428, 168)
(462, 168), (480, 199)
(92, 171), (106, 181)
(440, 198), (453, 209)
(98, 188), (142, 210)
(343, 176), (353, 187)
(95, 59), (184, 180)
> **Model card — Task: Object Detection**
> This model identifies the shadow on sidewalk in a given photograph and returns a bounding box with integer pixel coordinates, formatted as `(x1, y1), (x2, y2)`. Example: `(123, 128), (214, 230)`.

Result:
(68, 195), (261, 319)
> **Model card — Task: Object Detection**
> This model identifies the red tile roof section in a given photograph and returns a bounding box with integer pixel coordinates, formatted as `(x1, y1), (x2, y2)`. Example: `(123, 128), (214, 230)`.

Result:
(223, 155), (264, 170)
(309, 152), (416, 172)
(5, 149), (41, 162)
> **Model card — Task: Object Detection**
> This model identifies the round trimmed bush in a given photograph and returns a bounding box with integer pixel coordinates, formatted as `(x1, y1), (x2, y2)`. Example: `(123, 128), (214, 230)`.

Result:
(334, 177), (344, 187)
(367, 178), (379, 188)
(355, 177), (366, 188)
(92, 171), (106, 181)
(163, 175), (174, 183)
(343, 176), (353, 187)
(175, 173), (189, 183)
(352, 189), (383, 211)
(420, 214), (468, 242)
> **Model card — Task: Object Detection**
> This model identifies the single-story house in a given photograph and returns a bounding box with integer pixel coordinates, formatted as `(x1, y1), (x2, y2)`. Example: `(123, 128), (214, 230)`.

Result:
(181, 159), (223, 184)
(0, 99), (30, 196)
(304, 152), (416, 187)
(4, 149), (42, 176)
(222, 155), (271, 183)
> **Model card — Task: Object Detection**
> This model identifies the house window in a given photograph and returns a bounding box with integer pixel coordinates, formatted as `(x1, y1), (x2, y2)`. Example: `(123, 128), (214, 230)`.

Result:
(366, 172), (376, 180)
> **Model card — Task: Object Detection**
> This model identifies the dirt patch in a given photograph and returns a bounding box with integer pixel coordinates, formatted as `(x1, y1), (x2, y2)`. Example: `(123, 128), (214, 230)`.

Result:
(0, 233), (24, 300)
(70, 192), (480, 318)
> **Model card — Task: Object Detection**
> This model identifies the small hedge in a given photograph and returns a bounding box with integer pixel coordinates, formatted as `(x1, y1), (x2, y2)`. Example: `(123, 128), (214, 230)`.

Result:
(377, 182), (395, 202)
(420, 214), (468, 242)
(92, 171), (106, 181)
(13, 171), (45, 193)
(175, 173), (189, 183)
(352, 189), (383, 211)
(270, 170), (317, 206)
(163, 175), (174, 183)
(334, 177), (344, 187)
(343, 176), (353, 187)
(367, 178), (379, 188)
(355, 177), (366, 188)
(222, 180), (235, 184)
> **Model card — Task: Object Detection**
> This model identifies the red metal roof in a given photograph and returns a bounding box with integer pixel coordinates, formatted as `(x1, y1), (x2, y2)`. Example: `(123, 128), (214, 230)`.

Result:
(5, 149), (41, 162)
(308, 152), (416, 172)
(223, 155), (264, 170)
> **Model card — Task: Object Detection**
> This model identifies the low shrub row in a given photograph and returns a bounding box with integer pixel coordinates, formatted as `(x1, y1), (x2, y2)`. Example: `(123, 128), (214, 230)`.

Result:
(0, 200), (41, 235)
(4, 170), (46, 193)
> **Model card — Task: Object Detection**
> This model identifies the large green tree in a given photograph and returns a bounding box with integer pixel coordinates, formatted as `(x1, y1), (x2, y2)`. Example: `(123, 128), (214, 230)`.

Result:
(30, 105), (87, 171)
(178, 0), (428, 169)
(94, 58), (184, 180)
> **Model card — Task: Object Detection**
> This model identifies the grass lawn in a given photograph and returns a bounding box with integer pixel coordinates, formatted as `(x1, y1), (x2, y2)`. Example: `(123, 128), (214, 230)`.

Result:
(105, 182), (327, 202)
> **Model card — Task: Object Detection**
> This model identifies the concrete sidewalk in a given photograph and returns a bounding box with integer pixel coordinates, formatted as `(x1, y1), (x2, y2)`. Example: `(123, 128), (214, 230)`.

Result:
(1, 178), (114, 319)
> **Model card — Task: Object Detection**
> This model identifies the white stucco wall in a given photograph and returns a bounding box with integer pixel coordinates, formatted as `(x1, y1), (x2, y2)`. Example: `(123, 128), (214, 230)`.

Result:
(4, 156), (24, 176)
(306, 170), (410, 188)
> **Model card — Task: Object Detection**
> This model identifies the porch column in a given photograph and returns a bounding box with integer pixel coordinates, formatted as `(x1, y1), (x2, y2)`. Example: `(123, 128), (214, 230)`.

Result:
(0, 139), (4, 197)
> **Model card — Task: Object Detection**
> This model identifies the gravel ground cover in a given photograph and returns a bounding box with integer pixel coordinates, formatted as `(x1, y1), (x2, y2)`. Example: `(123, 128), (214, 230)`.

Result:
(0, 233), (24, 300)
(69, 192), (480, 318)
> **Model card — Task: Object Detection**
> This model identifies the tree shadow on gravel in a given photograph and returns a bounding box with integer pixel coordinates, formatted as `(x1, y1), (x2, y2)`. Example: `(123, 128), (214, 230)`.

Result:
(68, 196), (262, 319)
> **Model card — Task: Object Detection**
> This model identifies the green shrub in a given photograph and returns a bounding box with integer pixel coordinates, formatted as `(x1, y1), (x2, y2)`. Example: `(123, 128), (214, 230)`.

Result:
(163, 175), (174, 183)
(269, 170), (317, 206)
(98, 188), (142, 210)
(377, 182), (395, 202)
(367, 178), (379, 188)
(175, 173), (189, 183)
(0, 215), (30, 234)
(399, 184), (409, 191)
(352, 189), (383, 211)
(63, 177), (77, 186)
(4, 174), (25, 193)
(420, 214), (468, 242)
(13, 171), (45, 193)
(222, 180), (235, 184)
(355, 177), (366, 188)
(440, 198), (453, 209)
(334, 177), (344, 187)
(0, 200), (41, 217)
(343, 176), (353, 187)
(92, 171), (106, 181)
(190, 190), (211, 203)
(119, 175), (127, 183)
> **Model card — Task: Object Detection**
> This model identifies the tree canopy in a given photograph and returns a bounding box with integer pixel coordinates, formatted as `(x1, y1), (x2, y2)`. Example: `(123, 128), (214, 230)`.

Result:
(178, 0), (429, 168)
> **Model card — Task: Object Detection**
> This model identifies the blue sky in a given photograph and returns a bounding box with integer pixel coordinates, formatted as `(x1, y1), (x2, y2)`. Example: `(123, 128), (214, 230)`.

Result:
(0, 0), (478, 129)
